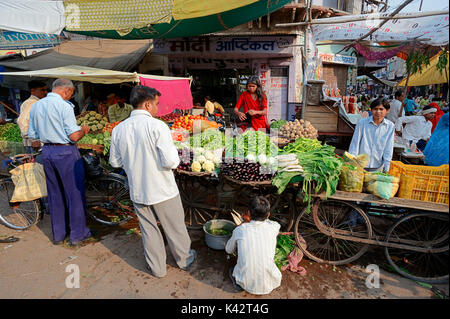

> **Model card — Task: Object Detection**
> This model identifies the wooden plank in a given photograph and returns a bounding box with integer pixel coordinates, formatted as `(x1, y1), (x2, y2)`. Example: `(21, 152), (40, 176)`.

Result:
(312, 190), (449, 213)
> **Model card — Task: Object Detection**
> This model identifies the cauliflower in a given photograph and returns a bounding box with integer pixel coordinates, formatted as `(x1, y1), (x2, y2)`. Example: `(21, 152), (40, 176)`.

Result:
(196, 155), (206, 164)
(202, 160), (215, 172)
(204, 150), (215, 161)
(257, 154), (267, 165)
(246, 154), (256, 162)
(191, 161), (202, 172)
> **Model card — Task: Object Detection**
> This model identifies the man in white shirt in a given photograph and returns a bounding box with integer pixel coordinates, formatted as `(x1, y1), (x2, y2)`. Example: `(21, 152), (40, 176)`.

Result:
(109, 85), (196, 278)
(226, 196), (282, 295)
(385, 90), (405, 124)
(395, 105), (436, 152)
(17, 80), (48, 153)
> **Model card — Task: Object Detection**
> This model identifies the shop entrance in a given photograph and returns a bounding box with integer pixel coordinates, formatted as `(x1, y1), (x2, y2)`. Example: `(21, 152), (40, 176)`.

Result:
(188, 68), (253, 113)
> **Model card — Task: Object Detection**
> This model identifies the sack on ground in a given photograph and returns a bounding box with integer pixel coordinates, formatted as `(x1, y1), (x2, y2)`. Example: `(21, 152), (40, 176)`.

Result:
(363, 172), (400, 200)
(9, 162), (47, 202)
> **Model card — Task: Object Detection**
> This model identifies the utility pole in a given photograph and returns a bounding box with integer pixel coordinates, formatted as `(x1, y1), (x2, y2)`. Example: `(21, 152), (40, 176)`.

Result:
(300, 0), (312, 120)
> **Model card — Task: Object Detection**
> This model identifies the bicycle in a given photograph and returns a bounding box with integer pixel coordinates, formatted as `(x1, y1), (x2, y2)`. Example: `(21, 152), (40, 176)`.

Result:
(0, 151), (135, 230)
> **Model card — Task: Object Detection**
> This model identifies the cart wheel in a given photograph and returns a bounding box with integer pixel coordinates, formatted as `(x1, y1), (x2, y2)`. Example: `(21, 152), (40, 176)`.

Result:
(177, 175), (219, 230)
(294, 199), (373, 265)
(265, 191), (296, 232)
(384, 212), (449, 284)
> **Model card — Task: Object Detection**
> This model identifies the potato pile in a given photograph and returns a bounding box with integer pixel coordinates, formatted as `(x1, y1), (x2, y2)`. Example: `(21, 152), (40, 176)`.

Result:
(278, 119), (318, 140)
(76, 111), (109, 132)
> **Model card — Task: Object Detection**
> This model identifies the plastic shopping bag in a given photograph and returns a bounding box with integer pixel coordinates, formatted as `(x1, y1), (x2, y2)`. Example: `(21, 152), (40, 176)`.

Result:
(338, 152), (369, 192)
(9, 162), (47, 202)
(363, 173), (400, 200)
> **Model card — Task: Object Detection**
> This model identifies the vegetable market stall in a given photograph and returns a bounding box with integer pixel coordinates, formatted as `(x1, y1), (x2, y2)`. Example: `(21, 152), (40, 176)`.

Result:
(292, 162), (449, 284)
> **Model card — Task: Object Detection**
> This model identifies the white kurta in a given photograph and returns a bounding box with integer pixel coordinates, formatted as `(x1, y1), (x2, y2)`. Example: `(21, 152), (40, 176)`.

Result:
(109, 110), (180, 206)
(225, 220), (282, 295)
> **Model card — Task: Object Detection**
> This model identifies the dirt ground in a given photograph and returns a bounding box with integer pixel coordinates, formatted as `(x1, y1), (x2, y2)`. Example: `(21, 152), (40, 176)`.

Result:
(0, 214), (448, 299)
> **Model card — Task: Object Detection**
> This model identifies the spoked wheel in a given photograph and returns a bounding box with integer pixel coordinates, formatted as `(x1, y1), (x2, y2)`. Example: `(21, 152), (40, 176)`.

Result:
(177, 175), (219, 230)
(384, 212), (449, 284)
(294, 199), (373, 265)
(85, 173), (134, 226)
(264, 190), (296, 232)
(0, 178), (41, 230)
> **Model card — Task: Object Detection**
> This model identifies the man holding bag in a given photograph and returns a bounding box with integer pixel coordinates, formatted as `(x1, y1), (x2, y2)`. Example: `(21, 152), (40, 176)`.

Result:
(28, 79), (92, 246)
(109, 85), (196, 278)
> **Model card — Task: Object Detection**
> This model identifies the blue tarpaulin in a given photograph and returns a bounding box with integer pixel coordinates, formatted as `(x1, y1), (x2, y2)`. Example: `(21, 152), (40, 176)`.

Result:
(424, 113), (449, 166)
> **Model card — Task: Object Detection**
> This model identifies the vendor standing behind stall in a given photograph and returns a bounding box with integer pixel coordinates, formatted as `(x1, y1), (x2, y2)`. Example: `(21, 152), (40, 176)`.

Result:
(233, 76), (268, 131)
(395, 105), (436, 152)
(109, 85), (196, 278)
(108, 91), (133, 123)
(349, 98), (395, 172)
(28, 78), (92, 246)
(17, 81), (48, 153)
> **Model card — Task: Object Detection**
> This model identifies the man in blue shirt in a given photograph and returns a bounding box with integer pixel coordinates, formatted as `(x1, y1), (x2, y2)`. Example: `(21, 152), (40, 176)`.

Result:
(349, 98), (395, 172)
(28, 78), (92, 246)
(402, 95), (419, 116)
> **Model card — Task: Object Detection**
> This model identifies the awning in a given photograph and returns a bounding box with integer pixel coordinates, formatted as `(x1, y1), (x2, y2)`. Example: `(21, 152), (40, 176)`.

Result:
(0, 39), (151, 89)
(0, 0), (270, 37)
(313, 11), (449, 46)
(363, 72), (398, 87)
(65, 0), (292, 39)
(0, 65), (139, 84)
(398, 51), (449, 87)
(0, 65), (191, 84)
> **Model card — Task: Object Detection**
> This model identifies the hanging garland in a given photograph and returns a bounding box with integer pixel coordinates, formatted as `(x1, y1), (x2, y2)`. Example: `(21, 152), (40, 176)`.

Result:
(353, 42), (409, 61)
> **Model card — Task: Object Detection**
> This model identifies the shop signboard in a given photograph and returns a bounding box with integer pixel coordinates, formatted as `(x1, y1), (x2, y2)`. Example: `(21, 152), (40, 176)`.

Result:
(169, 57), (250, 70)
(0, 31), (61, 50)
(153, 36), (294, 57)
(319, 52), (357, 66)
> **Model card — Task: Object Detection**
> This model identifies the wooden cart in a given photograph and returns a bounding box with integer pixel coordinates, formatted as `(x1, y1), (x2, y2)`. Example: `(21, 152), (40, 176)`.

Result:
(174, 169), (297, 232)
(293, 190), (449, 284)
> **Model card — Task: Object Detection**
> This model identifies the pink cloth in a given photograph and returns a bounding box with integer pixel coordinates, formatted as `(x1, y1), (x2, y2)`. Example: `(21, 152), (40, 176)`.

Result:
(281, 247), (307, 276)
(139, 77), (193, 116)
(279, 232), (307, 276)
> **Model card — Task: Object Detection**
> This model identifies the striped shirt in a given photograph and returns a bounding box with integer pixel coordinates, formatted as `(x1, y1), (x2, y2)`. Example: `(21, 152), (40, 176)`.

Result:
(225, 220), (282, 295)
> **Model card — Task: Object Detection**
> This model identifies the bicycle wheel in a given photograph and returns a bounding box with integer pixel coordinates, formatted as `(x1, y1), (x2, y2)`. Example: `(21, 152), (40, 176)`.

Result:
(85, 173), (134, 226)
(384, 212), (449, 284)
(177, 174), (219, 230)
(294, 199), (373, 265)
(0, 178), (41, 230)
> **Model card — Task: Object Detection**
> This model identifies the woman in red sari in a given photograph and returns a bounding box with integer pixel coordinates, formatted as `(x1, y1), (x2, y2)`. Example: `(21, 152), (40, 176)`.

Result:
(429, 102), (445, 133)
(233, 76), (268, 131)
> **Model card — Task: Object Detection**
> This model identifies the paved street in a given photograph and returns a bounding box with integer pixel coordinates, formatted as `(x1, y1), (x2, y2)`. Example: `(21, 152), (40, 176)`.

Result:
(0, 215), (447, 299)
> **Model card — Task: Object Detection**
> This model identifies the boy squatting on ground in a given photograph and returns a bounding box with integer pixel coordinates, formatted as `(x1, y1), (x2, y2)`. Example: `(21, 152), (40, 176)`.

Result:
(225, 196), (282, 295)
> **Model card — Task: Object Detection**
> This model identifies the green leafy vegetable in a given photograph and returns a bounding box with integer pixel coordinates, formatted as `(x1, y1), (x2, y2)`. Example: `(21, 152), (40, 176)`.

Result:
(272, 144), (343, 213)
(270, 119), (287, 129)
(274, 234), (295, 270)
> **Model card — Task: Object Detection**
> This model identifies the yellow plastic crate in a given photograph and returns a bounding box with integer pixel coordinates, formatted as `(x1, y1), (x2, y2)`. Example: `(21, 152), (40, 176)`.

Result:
(388, 161), (449, 204)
